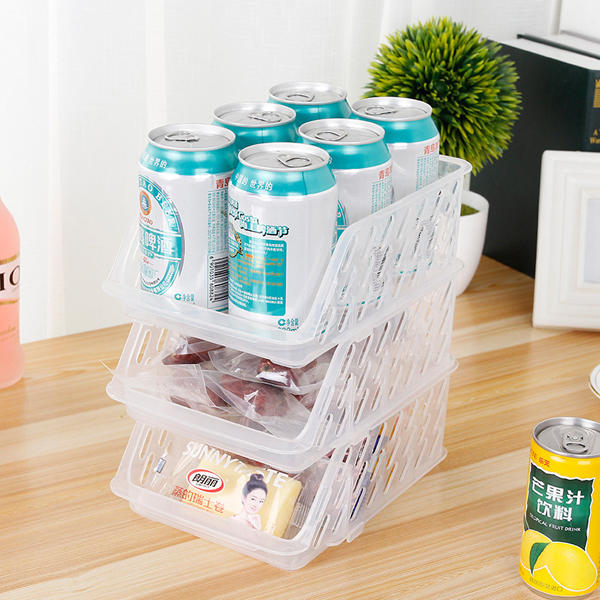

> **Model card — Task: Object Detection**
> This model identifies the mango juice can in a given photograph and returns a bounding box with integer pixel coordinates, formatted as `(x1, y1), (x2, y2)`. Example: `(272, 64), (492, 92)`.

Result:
(520, 417), (600, 597)
(139, 123), (237, 309)
(268, 81), (351, 127)
(213, 102), (296, 151)
(227, 142), (337, 331)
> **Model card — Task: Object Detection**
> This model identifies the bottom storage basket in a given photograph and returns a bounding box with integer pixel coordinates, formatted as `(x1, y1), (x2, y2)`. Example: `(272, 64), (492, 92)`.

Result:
(111, 370), (450, 570)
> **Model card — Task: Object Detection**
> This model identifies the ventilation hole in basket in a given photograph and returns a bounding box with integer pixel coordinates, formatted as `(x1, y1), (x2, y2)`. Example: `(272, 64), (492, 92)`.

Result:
(136, 331), (151, 364)
(337, 372), (354, 409)
(333, 482), (346, 508)
(335, 408), (348, 437)
(365, 481), (378, 507)
(158, 429), (168, 447)
(356, 337), (373, 369)
(339, 244), (355, 274)
(331, 510), (345, 533)
(140, 454), (154, 486)
(139, 428), (152, 459)
(314, 414), (333, 448)
(383, 463), (398, 494)
(353, 463), (369, 497)
(339, 344), (355, 380)
(313, 515), (331, 548)
(392, 313), (406, 342)
(353, 391), (367, 423)
(156, 329), (169, 352)
(370, 385), (382, 411)
(375, 321), (391, 355)
(337, 307), (350, 333)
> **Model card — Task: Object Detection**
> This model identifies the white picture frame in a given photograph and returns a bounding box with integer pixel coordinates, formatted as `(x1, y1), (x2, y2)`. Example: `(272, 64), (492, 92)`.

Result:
(533, 150), (600, 330)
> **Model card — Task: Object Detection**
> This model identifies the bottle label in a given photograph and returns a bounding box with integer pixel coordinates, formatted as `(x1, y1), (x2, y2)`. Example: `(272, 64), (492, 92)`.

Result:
(0, 254), (20, 304)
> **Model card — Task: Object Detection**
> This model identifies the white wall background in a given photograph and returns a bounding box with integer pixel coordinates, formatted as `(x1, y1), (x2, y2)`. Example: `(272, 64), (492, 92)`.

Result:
(0, 0), (568, 342)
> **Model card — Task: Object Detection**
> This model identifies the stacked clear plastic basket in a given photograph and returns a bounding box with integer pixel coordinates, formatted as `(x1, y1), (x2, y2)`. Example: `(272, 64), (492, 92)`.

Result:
(105, 156), (470, 570)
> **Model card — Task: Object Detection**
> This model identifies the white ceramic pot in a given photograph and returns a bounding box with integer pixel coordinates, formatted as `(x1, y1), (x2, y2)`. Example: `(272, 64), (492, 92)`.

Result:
(455, 191), (489, 295)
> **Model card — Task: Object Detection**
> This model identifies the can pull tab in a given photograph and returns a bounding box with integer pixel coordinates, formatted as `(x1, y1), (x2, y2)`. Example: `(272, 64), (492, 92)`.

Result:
(164, 130), (201, 143)
(561, 429), (589, 454)
(285, 91), (315, 103)
(277, 154), (312, 169)
(248, 111), (282, 124)
(364, 105), (398, 117)
(315, 129), (348, 142)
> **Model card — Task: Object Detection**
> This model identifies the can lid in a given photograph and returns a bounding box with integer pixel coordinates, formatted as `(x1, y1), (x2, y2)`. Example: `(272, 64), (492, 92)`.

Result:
(298, 118), (385, 145)
(148, 123), (235, 151)
(213, 102), (296, 127)
(269, 82), (347, 105)
(351, 97), (433, 122)
(534, 417), (600, 457)
(239, 142), (330, 172)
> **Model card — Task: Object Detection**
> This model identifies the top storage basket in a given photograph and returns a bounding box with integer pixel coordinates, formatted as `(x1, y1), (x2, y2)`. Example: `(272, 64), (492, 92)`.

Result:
(105, 156), (470, 367)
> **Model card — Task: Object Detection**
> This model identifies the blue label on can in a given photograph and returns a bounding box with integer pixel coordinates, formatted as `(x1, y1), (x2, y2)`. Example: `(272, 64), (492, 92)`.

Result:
(140, 143), (237, 176)
(231, 164), (336, 196)
(228, 229), (286, 316)
(139, 175), (182, 295)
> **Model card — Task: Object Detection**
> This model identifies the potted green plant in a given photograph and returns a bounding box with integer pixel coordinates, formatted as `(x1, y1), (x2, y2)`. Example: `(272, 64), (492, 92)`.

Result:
(364, 17), (521, 294)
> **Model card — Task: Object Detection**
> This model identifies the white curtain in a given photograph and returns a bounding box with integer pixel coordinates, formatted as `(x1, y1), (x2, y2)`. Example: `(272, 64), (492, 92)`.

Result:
(0, 0), (561, 342)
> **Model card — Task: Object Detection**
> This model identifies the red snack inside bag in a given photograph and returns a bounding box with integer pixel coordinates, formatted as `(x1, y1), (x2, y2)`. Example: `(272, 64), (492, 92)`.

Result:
(162, 337), (223, 365)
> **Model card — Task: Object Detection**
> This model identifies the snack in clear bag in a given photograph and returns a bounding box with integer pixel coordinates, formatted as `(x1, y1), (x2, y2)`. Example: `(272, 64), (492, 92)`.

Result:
(162, 336), (223, 366)
(129, 336), (230, 414)
(208, 347), (334, 394)
(204, 373), (311, 438)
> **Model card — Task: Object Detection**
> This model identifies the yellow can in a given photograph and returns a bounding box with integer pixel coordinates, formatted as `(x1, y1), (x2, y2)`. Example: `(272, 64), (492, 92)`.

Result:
(520, 417), (600, 597)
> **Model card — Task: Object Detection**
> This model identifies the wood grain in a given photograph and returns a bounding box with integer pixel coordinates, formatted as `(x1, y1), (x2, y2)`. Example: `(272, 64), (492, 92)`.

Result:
(2, 258), (600, 600)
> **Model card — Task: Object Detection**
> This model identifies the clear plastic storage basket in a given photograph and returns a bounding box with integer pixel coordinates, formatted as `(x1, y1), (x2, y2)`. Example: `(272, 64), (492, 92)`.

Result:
(104, 157), (470, 367)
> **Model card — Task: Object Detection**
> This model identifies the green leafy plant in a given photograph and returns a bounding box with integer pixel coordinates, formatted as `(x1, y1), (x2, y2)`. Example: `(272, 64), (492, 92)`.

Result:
(365, 17), (521, 179)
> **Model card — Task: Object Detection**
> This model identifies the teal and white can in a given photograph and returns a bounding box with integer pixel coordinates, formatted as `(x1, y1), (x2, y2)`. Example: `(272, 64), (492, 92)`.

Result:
(213, 102), (296, 151)
(139, 123), (236, 310)
(298, 118), (392, 240)
(228, 142), (337, 330)
(351, 97), (439, 200)
(269, 82), (351, 127)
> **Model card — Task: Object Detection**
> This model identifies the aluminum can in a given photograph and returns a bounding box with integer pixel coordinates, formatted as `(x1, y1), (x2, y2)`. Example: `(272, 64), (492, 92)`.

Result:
(213, 102), (296, 151)
(351, 97), (439, 200)
(298, 118), (392, 239)
(519, 417), (600, 597)
(139, 123), (237, 310)
(228, 142), (337, 330)
(269, 81), (351, 127)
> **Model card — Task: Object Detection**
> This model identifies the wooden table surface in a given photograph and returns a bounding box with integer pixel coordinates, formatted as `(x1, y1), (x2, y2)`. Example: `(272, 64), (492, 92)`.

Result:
(2, 257), (600, 600)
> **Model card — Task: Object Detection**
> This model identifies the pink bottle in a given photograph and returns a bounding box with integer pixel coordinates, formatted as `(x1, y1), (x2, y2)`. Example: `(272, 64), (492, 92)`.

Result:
(0, 198), (24, 388)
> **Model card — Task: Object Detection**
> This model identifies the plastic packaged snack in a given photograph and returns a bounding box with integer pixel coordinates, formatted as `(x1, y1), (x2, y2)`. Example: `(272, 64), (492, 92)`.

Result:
(208, 347), (334, 394)
(205, 373), (311, 439)
(162, 336), (223, 366)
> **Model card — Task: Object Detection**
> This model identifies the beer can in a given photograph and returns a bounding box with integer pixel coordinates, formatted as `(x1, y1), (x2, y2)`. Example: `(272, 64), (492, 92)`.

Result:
(520, 417), (600, 597)
(269, 81), (351, 127)
(297, 118), (392, 239)
(213, 102), (296, 151)
(228, 142), (337, 331)
(351, 97), (439, 199)
(139, 123), (237, 310)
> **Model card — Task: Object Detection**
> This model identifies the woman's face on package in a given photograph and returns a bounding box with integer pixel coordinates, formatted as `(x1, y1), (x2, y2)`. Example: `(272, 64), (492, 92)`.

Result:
(244, 488), (266, 514)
